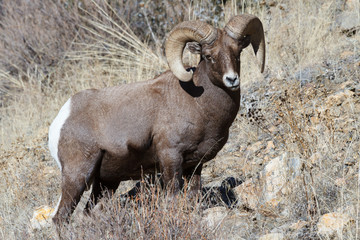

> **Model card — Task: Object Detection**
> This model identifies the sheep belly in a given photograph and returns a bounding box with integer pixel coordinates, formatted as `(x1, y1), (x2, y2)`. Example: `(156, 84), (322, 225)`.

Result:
(98, 136), (159, 181)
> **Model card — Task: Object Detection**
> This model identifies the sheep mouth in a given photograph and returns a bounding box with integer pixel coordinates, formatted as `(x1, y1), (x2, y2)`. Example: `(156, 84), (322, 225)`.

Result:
(223, 78), (240, 91)
(228, 84), (240, 91)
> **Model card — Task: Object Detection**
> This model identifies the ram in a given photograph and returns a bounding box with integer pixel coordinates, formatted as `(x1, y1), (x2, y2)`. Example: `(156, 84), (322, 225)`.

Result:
(49, 14), (265, 225)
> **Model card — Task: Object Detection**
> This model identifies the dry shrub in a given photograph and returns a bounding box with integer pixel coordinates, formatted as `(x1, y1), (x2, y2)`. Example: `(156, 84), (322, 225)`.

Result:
(0, 0), (83, 77)
(0, 132), (57, 239)
(0, 0), (225, 79)
(0, 133), (215, 239)
(51, 181), (214, 240)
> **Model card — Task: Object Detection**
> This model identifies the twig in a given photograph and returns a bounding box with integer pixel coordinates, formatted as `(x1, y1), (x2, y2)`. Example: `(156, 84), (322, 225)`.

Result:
(141, 4), (160, 48)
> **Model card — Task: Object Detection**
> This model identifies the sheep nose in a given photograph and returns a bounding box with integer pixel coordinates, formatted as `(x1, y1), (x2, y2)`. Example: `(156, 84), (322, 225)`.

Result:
(223, 72), (240, 91)
(226, 75), (238, 84)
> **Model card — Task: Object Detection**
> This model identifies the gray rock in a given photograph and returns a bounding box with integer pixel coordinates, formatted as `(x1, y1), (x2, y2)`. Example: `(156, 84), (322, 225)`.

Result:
(336, 11), (360, 34)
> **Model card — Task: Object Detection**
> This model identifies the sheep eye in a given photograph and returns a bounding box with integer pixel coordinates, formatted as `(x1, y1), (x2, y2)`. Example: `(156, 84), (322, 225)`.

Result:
(204, 55), (212, 61)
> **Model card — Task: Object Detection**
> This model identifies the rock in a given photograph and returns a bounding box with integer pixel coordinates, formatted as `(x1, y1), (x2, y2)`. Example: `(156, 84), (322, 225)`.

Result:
(309, 152), (321, 165)
(202, 155), (241, 182)
(201, 177), (243, 208)
(234, 154), (302, 210)
(202, 206), (228, 228)
(317, 212), (353, 236)
(325, 89), (353, 107)
(233, 178), (261, 209)
(345, 0), (359, 10)
(334, 178), (346, 187)
(30, 206), (55, 230)
(221, 210), (252, 240)
(42, 166), (57, 178)
(310, 115), (320, 124)
(262, 154), (301, 206)
(247, 141), (264, 153)
(265, 141), (275, 154)
(201, 209), (251, 239)
(268, 125), (278, 133)
(340, 51), (354, 59)
(289, 220), (308, 231)
(262, 155), (287, 203)
(336, 11), (360, 34)
(259, 233), (285, 240)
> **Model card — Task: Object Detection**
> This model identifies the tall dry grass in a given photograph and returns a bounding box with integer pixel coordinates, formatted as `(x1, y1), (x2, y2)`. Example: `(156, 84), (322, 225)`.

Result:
(0, 0), (359, 239)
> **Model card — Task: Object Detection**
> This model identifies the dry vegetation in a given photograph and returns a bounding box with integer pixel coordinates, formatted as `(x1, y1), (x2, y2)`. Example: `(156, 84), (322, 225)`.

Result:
(0, 0), (359, 239)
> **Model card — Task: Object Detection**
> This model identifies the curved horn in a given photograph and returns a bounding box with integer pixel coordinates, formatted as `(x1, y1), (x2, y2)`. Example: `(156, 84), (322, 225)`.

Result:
(225, 14), (266, 73)
(165, 21), (217, 82)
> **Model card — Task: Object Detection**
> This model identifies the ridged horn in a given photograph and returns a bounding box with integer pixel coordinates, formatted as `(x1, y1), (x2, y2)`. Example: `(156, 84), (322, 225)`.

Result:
(165, 21), (217, 82)
(225, 14), (266, 73)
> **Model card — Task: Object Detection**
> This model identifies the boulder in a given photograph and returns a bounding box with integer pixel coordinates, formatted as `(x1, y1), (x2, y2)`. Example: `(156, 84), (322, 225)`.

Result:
(317, 212), (353, 236)
(261, 154), (301, 207)
(234, 153), (301, 212)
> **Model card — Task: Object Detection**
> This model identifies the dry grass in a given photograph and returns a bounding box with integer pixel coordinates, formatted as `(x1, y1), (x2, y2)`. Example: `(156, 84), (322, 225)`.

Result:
(33, 179), (215, 239)
(0, 0), (359, 239)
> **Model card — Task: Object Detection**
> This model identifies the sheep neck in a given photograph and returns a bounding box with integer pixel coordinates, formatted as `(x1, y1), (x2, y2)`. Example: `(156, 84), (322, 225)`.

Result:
(190, 63), (240, 126)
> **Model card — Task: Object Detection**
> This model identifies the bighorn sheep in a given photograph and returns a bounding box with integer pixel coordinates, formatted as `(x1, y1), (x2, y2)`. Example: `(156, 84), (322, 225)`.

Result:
(49, 14), (265, 225)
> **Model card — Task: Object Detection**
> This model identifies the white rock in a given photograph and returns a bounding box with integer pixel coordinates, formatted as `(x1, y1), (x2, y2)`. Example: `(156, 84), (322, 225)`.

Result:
(261, 154), (301, 207)
(202, 206), (228, 228)
(259, 233), (285, 240)
(317, 212), (353, 236)
(234, 153), (302, 210)
(30, 205), (55, 230)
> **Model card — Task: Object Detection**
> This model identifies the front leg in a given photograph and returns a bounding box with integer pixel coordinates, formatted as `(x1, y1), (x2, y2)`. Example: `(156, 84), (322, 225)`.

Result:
(158, 148), (183, 193)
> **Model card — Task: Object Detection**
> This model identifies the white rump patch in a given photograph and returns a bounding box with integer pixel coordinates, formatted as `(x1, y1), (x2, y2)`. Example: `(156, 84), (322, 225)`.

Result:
(53, 194), (62, 217)
(48, 98), (72, 171)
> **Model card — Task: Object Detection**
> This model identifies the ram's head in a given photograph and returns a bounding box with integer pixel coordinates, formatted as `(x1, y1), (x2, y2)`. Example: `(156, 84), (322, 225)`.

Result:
(165, 14), (265, 91)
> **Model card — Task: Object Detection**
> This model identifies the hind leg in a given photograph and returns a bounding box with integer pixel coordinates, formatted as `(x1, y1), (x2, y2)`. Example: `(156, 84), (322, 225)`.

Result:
(52, 146), (103, 226)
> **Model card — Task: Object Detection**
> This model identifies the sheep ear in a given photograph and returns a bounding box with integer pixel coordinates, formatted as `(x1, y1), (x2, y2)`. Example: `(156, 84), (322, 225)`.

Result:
(186, 42), (201, 54)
